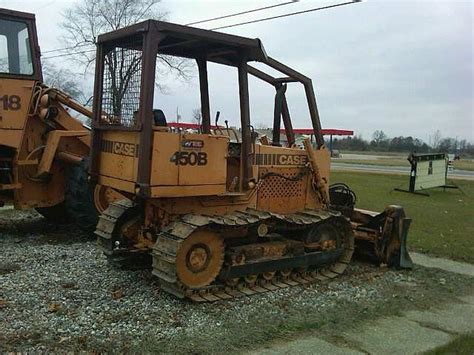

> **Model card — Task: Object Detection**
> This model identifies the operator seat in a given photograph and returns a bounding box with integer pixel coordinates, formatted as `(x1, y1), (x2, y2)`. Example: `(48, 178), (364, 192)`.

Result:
(153, 109), (167, 127)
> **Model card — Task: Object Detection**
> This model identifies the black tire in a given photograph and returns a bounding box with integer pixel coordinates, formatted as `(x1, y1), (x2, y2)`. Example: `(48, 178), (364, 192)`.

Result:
(64, 157), (99, 233)
(35, 202), (71, 224)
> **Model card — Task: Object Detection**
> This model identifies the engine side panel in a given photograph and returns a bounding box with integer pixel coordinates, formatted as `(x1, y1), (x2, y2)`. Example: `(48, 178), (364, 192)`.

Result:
(254, 144), (329, 214)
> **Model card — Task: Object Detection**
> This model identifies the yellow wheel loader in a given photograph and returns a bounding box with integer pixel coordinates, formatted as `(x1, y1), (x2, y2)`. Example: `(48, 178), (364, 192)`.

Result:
(0, 8), (121, 230)
(91, 20), (412, 302)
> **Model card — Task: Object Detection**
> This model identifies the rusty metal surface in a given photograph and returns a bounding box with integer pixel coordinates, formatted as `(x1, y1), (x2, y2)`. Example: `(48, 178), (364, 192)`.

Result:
(95, 201), (354, 303)
(351, 206), (413, 268)
(136, 32), (160, 197)
(237, 60), (252, 189)
(89, 42), (105, 183)
(96, 199), (139, 254)
(272, 84), (285, 145)
(97, 20), (267, 63)
(150, 208), (354, 302)
(197, 58), (211, 134)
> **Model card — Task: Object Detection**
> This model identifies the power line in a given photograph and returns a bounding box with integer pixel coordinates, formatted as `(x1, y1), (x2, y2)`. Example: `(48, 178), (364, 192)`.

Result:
(42, 42), (93, 54)
(42, 49), (95, 60)
(185, 0), (299, 26)
(42, 1), (294, 55)
(210, 0), (361, 30)
(42, 0), (361, 61)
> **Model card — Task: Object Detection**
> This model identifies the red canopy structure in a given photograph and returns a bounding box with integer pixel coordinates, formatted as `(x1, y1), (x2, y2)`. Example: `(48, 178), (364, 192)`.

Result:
(168, 122), (353, 137)
(280, 128), (353, 136)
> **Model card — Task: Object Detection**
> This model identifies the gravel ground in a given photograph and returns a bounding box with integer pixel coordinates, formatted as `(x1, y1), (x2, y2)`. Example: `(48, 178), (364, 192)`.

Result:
(1, 209), (472, 353)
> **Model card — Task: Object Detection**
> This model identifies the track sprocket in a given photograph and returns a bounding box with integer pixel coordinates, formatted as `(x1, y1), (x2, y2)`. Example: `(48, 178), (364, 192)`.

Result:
(175, 230), (224, 289)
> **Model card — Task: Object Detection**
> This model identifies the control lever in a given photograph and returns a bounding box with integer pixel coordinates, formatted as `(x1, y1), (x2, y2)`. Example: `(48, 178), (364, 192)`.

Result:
(214, 111), (223, 135)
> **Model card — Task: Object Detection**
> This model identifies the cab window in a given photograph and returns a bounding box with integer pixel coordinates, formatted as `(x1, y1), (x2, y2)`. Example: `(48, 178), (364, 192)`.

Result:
(0, 18), (33, 75)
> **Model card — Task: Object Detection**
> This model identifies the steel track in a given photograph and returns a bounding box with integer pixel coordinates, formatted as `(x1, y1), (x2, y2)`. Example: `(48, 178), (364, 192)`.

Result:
(152, 209), (355, 302)
(96, 201), (355, 302)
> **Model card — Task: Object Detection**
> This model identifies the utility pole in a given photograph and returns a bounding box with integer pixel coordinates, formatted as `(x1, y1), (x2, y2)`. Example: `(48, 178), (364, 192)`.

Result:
(176, 107), (181, 123)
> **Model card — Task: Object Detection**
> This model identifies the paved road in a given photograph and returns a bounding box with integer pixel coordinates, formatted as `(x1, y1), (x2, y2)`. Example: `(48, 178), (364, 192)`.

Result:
(331, 162), (474, 180)
(411, 252), (474, 277)
(250, 254), (474, 355)
(341, 153), (403, 160)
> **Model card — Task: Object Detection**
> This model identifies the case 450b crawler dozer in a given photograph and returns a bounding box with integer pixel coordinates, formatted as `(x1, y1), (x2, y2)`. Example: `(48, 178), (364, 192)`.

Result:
(91, 20), (413, 302)
(0, 8), (121, 229)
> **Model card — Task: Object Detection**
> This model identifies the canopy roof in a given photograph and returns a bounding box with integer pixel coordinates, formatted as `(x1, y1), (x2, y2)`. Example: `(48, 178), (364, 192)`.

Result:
(97, 19), (268, 64)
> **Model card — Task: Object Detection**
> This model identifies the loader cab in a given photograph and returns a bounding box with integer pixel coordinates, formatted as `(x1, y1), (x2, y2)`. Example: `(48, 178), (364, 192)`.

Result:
(0, 9), (42, 149)
(0, 8), (42, 80)
(90, 20), (328, 202)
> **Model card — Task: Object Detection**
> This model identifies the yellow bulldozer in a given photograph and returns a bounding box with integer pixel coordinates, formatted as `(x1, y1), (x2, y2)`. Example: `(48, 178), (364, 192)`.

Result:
(0, 8), (120, 230)
(90, 20), (413, 302)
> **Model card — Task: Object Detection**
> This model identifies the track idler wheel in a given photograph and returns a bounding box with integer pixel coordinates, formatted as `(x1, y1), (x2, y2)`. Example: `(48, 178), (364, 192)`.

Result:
(176, 230), (224, 289)
(303, 221), (341, 252)
(303, 216), (354, 277)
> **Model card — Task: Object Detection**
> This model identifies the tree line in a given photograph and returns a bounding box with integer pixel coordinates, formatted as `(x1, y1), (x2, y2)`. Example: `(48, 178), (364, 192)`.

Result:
(331, 130), (474, 156)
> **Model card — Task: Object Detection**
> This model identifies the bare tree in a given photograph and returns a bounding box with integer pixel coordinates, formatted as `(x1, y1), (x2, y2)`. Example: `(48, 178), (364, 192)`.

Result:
(432, 130), (442, 149)
(43, 64), (88, 103)
(438, 138), (456, 153)
(60, 0), (192, 89)
(192, 108), (202, 126)
(372, 130), (387, 145)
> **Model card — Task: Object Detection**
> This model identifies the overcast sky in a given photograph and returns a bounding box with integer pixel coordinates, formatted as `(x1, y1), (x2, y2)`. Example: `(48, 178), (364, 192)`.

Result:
(2, 0), (473, 143)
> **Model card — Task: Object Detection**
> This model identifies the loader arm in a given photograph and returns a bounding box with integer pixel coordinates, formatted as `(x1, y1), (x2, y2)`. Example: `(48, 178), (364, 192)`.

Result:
(31, 85), (92, 177)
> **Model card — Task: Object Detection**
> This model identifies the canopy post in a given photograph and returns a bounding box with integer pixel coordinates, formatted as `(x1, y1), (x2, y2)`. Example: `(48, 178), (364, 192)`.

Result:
(238, 59), (252, 190)
(197, 57), (211, 134)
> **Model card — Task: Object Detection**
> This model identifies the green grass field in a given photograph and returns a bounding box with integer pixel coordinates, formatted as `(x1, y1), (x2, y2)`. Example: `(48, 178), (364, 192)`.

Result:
(333, 158), (474, 171)
(331, 171), (474, 263)
(339, 150), (406, 157)
(335, 158), (409, 166)
(451, 160), (473, 171)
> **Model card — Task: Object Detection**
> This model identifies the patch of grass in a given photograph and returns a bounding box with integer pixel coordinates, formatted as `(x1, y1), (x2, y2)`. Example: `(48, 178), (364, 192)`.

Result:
(339, 150), (406, 157)
(133, 267), (474, 354)
(334, 158), (410, 167)
(331, 171), (474, 263)
(424, 332), (474, 355)
(453, 160), (474, 172)
(332, 158), (474, 171)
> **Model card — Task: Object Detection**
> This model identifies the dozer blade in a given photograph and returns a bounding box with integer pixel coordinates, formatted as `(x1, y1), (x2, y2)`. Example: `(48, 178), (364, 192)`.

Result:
(351, 205), (413, 269)
(398, 215), (413, 269)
